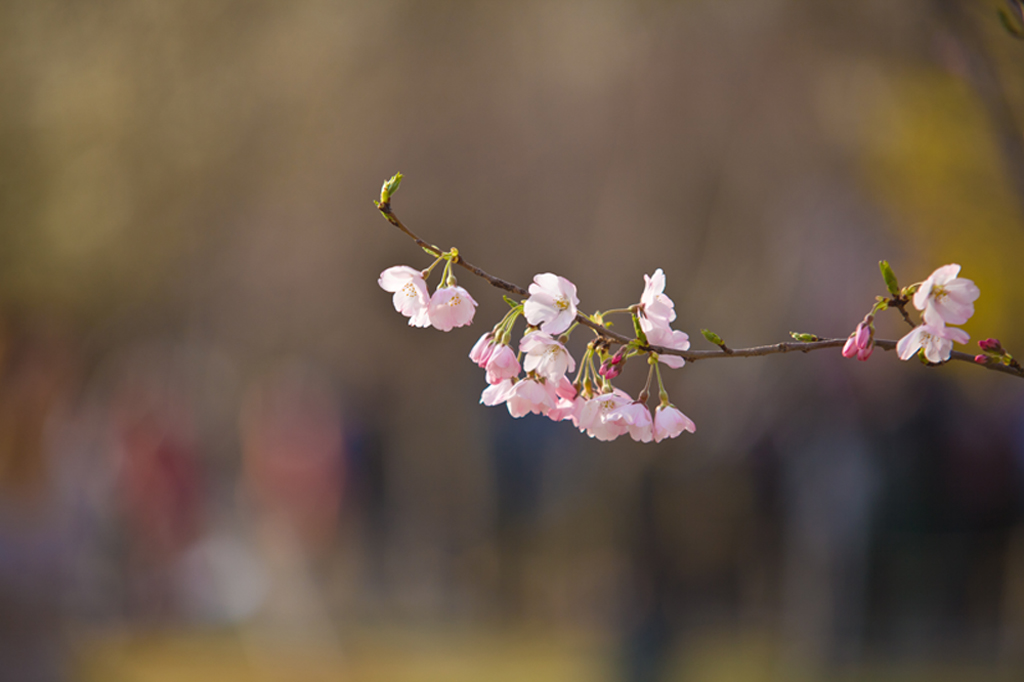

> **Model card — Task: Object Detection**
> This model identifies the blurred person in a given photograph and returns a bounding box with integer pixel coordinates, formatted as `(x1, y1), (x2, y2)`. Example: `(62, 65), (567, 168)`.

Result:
(779, 388), (877, 672)
(0, 318), (81, 682)
(1002, 390), (1024, 660)
(619, 453), (755, 682)
(111, 371), (206, 621)
(488, 409), (570, 622)
(341, 390), (391, 611)
(871, 378), (1022, 660)
(238, 361), (346, 634)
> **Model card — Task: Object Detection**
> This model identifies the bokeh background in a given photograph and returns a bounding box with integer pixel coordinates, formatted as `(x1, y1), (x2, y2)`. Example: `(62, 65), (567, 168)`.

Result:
(2, 1), (1024, 680)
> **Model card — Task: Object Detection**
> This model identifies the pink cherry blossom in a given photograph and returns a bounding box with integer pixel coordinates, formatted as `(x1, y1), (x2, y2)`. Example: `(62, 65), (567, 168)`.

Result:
(653, 404), (696, 442)
(913, 264), (980, 326)
(481, 379), (515, 406)
(577, 390), (632, 441)
(520, 331), (576, 381)
(506, 378), (558, 418)
(523, 273), (579, 335)
(427, 286), (477, 331)
(643, 325), (690, 369)
(470, 332), (496, 367)
(896, 323), (970, 363)
(553, 375), (577, 401)
(547, 395), (582, 423)
(640, 268), (676, 328)
(635, 270), (689, 369)
(485, 345), (521, 384)
(378, 265), (431, 327)
(607, 402), (654, 443)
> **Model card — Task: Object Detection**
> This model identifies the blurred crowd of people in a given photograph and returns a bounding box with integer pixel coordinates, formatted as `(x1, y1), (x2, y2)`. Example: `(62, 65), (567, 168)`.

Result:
(1, 315), (1024, 681)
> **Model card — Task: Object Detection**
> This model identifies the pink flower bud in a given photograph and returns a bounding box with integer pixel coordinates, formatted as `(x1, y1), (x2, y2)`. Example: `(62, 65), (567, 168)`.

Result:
(598, 360), (622, 379)
(855, 322), (871, 348)
(598, 347), (628, 379)
(979, 338), (1002, 352)
(842, 335), (858, 358)
(974, 354), (989, 364)
(469, 332), (496, 367)
(857, 344), (873, 361)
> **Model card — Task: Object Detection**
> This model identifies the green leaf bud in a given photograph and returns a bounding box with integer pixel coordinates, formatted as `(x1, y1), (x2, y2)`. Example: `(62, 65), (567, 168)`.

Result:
(701, 329), (724, 346)
(879, 260), (900, 297)
(380, 172), (403, 204)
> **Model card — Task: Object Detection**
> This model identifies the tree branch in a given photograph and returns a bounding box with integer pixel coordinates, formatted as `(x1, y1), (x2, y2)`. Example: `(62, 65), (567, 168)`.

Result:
(378, 203), (1024, 379)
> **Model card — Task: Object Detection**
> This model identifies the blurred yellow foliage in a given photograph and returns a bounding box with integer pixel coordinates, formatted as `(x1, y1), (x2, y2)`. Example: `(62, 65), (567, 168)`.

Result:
(863, 69), (1024, 344)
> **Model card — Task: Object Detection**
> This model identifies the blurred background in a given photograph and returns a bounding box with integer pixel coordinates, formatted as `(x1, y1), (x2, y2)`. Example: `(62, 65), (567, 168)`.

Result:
(2, 0), (1024, 680)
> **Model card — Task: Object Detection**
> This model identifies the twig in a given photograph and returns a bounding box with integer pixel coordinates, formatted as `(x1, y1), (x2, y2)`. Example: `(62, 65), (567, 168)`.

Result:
(379, 203), (528, 297)
(888, 296), (917, 329)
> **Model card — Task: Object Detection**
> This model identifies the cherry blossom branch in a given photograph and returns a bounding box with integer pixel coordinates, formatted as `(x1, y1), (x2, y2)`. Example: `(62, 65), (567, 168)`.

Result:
(377, 198), (631, 340)
(658, 337), (1024, 378)
(377, 202), (529, 298)
(376, 196), (1024, 380)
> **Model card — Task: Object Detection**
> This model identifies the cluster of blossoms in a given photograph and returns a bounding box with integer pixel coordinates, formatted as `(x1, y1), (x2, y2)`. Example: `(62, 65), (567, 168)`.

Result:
(376, 173), (1021, 451)
(378, 249), (478, 331)
(842, 262), (980, 365)
(896, 264), (979, 362)
(380, 259), (696, 443)
(471, 270), (695, 442)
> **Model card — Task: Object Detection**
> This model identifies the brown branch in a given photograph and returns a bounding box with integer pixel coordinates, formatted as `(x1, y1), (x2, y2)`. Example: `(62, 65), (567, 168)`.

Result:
(650, 337), (1023, 378)
(378, 203), (528, 297)
(377, 203), (1024, 379)
(888, 296), (917, 328)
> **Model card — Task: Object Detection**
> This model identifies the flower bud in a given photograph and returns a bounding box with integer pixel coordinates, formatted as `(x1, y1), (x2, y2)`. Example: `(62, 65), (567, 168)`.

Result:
(842, 335), (858, 358)
(979, 338), (1002, 352)
(974, 354), (989, 364)
(855, 321), (872, 348)
(857, 344), (873, 361)
(598, 348), (628, 379)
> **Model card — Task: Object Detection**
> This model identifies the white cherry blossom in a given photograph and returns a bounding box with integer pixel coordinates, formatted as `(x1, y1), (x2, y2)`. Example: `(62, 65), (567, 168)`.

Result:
(653, 404), (696, 442)
(378, 265), (431, 327)
(913, 264), (980, 327)
(640, 268), (676, 328)
(506, 378), (557, 418)
(607, 402), (654, 443)
(481, 379), (515, 406)
(576, 390), (632, 441)
(523, 273), (579, 335)
(485, 345), (520, 384)
(520, 331), (576, 381)
(428, 286), (477, 331)
(897, 323), (970, 363)
(636, 269), (689, 369)
(644, 326), (690, 369)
